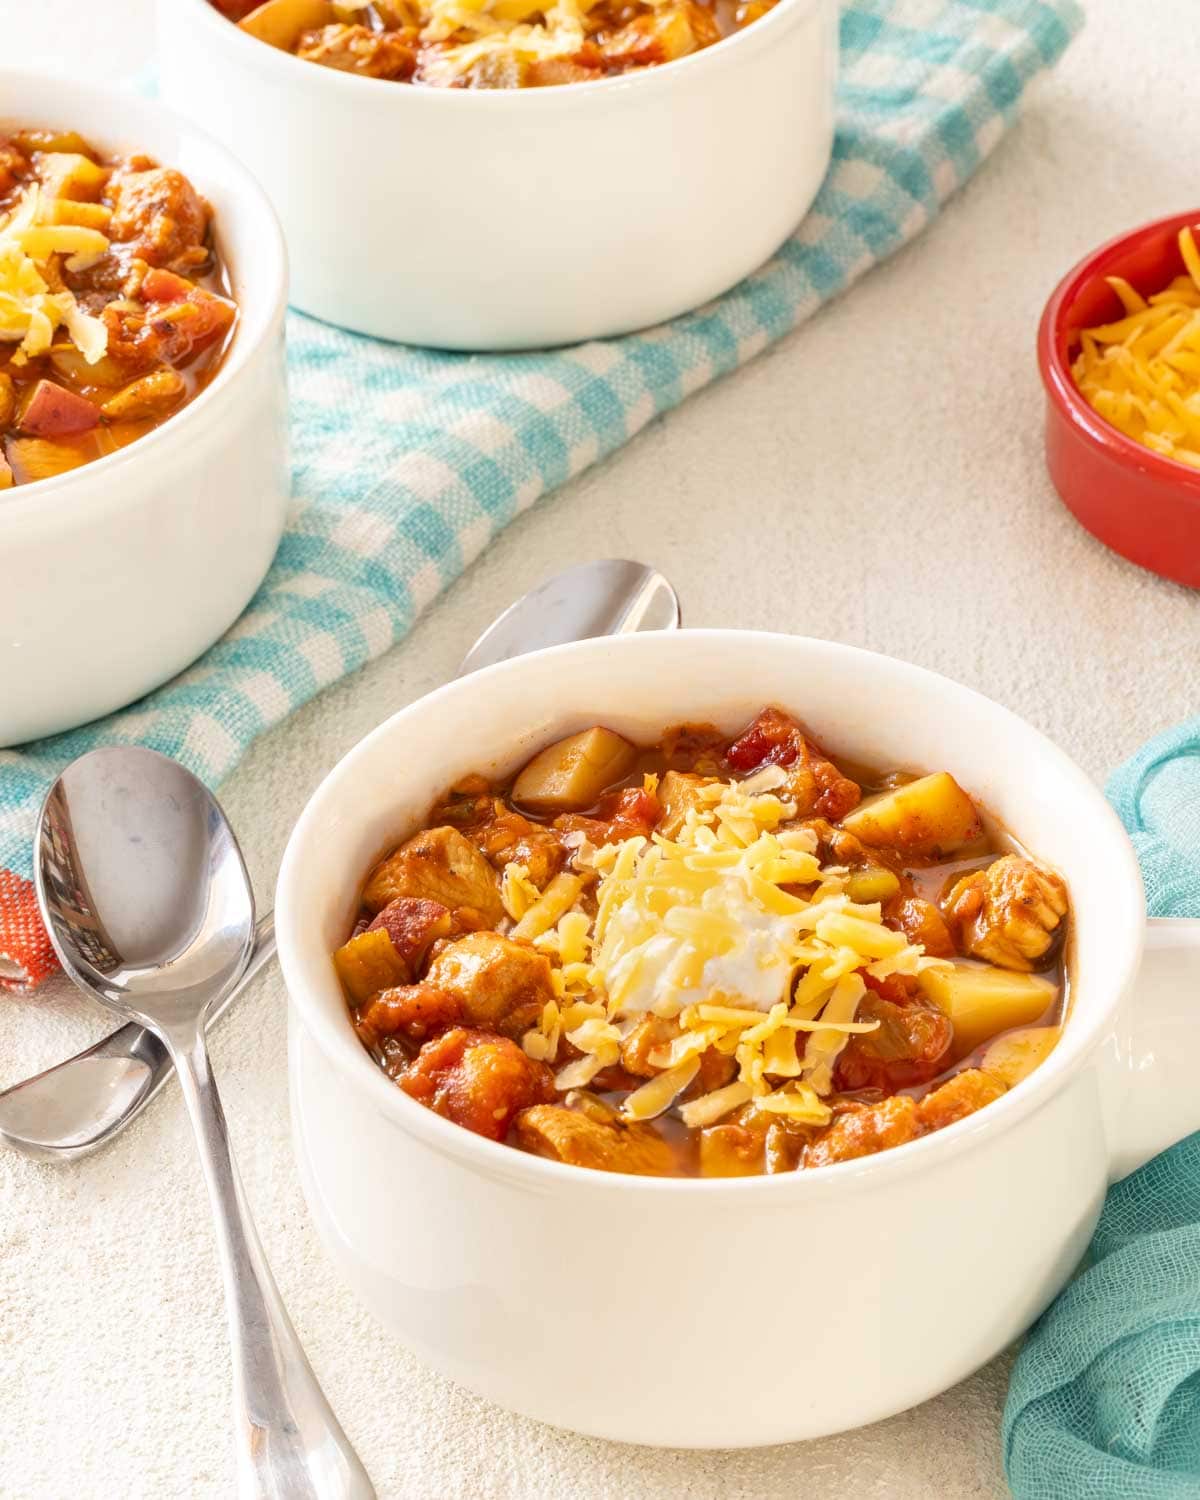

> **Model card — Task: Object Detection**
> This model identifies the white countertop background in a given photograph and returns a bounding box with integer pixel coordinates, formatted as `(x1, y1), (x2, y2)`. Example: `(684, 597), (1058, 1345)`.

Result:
(3, 1), (1198, 1494)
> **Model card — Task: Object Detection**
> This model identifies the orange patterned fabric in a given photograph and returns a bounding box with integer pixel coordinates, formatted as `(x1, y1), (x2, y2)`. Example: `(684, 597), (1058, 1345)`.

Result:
(0, 869), (59, 992)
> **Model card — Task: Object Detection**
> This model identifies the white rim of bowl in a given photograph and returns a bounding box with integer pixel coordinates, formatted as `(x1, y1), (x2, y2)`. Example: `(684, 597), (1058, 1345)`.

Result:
(0, 69), (288, 526)
(278, 630), (1146, 1199)
(181, 0), (826, 103)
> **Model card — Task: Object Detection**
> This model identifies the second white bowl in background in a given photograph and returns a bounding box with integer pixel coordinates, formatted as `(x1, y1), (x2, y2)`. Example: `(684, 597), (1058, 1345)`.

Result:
(157, 0), (837, 350)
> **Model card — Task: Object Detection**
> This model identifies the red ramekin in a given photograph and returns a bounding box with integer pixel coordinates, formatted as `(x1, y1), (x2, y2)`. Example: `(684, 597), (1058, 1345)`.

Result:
(1038, 209), (1200, 588)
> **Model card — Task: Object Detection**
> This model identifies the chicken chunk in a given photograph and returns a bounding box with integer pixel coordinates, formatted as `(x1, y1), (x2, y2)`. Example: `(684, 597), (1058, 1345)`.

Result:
(362, 825), (503, 923)
(805, 1068), (1007, 1169)
(355, 982), (463, 1047)
(454, 801), (564, 889)
(424, 931), (555, 1033)
(916, 1068), (1006, 1131)
(514, 1105), (676, 1175)
(98, 369), (186, 422)
(108, 167), (210, 269)
(803, 1095), (921, 1169)
(942, 855), (1068, 971)
(600, 2), (719, 67)
(725, 707), (861, 821)
(399, 1028), (554, 1141)
(296, 23), (416, 79)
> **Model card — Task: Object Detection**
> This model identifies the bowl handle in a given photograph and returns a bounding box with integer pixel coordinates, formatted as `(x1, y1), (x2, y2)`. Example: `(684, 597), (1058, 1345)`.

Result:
(1105, 917), (1200, 1181)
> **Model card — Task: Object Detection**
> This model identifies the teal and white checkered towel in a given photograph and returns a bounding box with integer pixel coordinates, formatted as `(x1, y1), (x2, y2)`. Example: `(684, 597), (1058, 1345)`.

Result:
(0, 0), (1083, 987)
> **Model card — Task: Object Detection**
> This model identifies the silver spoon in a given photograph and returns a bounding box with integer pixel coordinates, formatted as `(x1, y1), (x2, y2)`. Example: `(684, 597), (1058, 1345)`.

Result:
(0, 559), (679, 1160)
(36, 747), (375, 1499)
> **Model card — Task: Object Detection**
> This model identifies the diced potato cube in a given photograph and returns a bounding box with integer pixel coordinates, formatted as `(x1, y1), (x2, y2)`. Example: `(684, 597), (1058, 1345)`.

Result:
(18, 380), (99, 438)
(37, 152), (109, 203)
(919, 964), (1058, 1060)
(844, 866), (901, 904)
(333, 927), (410, 1004)
(842, 772), (983, 856)
(657, 770), (714, 839)
(511, 726), (636, 813)
(49, 345), (129, 390)
(980, 1025), (1061, 1088)
(514, 1105), (675, 1175)
(239, 0), (335, 48)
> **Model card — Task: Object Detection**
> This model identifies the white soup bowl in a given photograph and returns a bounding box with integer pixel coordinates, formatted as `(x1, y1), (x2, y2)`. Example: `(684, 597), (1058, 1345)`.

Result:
(0, 72), (289, 747)
(158, 0), (837, 349)
(276, 630), (1200, 1447)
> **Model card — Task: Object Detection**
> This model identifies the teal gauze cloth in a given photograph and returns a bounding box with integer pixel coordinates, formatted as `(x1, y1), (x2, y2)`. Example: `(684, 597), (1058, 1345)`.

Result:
(0, 0), (1083, 986)
(1004, 717), (1200, 1498)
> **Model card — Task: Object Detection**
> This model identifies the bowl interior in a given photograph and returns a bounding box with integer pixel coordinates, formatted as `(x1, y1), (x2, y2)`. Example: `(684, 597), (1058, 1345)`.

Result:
(277, 631), (1145, 1181)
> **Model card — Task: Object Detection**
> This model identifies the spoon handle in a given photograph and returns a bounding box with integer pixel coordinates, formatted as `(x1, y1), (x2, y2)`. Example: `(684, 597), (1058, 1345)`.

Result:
(165, 1017), (375, 1500)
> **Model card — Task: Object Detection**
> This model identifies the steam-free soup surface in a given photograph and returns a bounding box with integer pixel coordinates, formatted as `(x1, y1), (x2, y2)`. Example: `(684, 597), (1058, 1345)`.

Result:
(333, 706), (1070, 1177)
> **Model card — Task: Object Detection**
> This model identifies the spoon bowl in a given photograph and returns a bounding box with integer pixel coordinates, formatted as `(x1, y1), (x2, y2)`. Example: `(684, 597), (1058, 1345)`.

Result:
(38, 747), (255, 1026)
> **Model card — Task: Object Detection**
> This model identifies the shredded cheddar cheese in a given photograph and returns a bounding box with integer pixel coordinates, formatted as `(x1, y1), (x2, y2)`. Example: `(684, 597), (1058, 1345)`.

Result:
(0, 186), (109, 365)
(511, 775), (949, 1128)
(1072, 226), (1200, 469)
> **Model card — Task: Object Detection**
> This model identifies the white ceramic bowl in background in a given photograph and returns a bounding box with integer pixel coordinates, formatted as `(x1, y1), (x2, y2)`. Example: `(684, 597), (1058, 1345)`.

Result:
(277, 630), (1200, 1447)
(0, 72), (288, 748)
(157, 0), (837, 350)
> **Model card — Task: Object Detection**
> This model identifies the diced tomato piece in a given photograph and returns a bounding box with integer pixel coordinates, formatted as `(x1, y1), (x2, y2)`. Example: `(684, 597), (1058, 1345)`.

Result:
(398, 1027), (555, 1141)
(834, 991), (952, 1092)
(726, 706), (802, 770)
(862, 971), (919, 1006)
(142, 286), (236, 364)
(18, 380), (99, 438)
(139, 267), (194, 303)
(595, 786), (660, 840)
(726, 706), (861, 820)
(212, 0), (262, 18)
(366, 897), (453, 971)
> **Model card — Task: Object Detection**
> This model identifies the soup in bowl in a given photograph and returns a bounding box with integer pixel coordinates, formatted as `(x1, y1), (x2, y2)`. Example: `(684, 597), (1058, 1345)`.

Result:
(277, 630), (1197, 1447)
(333, 705), (1071, 1177)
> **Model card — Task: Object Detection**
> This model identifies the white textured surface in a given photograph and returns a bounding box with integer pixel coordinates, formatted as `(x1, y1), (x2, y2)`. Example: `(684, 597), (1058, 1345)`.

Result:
(3, 1), (1199, 1495)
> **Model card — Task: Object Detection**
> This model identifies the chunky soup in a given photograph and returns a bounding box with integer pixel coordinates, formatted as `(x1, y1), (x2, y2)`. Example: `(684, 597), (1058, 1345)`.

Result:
(0, 128), (236, 488)
(334, 707), (1070, 1177)
(214, 0), (778, 89)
